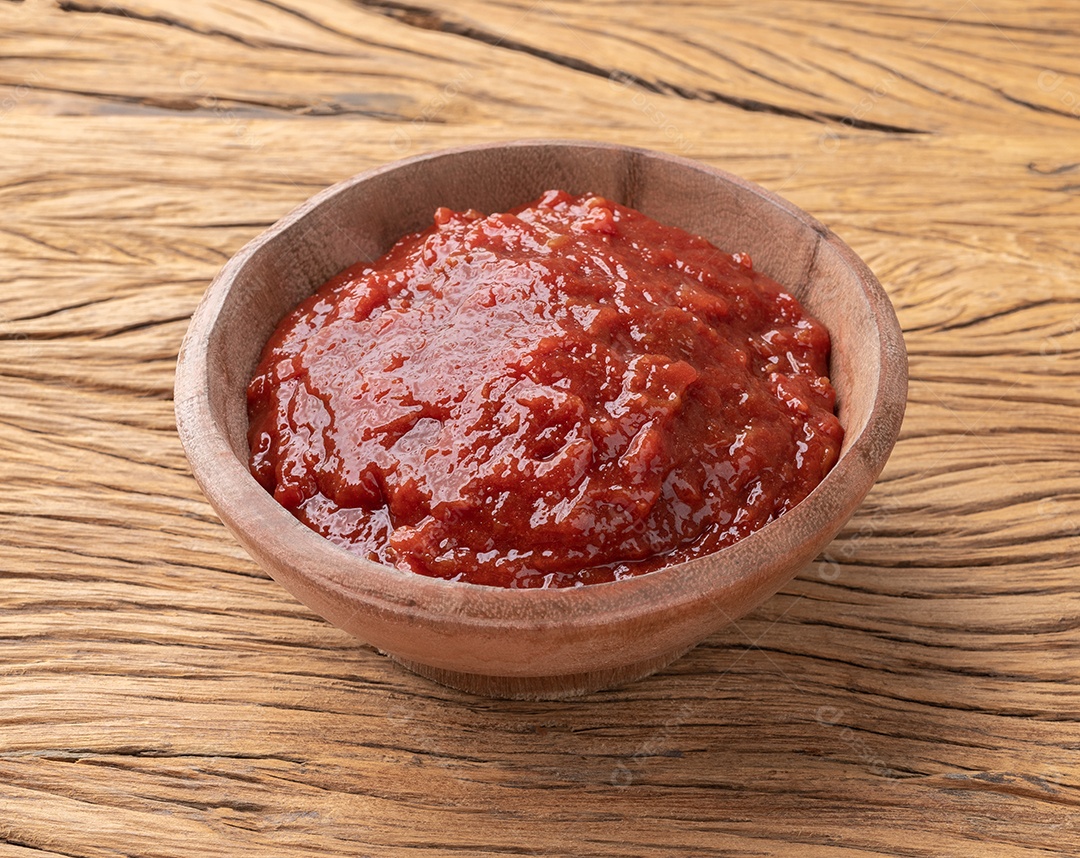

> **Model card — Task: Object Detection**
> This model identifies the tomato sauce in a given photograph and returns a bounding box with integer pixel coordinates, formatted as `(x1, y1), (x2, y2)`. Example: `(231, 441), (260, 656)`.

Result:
(247, 190), (843, 588)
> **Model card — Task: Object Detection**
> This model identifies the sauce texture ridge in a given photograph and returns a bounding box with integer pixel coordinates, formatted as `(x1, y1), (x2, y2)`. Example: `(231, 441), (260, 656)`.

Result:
(247, 190), (844, 588)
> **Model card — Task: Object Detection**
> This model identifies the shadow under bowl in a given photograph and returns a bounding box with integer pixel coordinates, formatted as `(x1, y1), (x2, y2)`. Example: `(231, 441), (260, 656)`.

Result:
(174, 140), (907, 699)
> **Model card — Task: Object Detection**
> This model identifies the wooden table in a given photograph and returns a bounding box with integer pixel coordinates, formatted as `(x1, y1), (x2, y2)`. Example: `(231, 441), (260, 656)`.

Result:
(2, 2), (1078, 855)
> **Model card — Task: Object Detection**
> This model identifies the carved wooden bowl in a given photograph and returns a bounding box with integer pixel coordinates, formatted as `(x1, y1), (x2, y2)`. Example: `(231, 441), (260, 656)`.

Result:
(174, 140), (907, 699)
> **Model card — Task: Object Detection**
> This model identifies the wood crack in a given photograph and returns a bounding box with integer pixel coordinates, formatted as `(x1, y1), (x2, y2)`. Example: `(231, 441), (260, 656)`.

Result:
(94, 314), (192, 339)
(920, 298), (1070, 333)
(0, 314), (188, 340)
(250, 0), (449, 63)
(16, 80), (410, 120)
(1028, 161), (1079, 175)
(665, 30), (825, 100)
(1, 748), (307, 764)
(997, 88), (1080, 121)
(848, 6), (1076, 37)
(353, 0), (928, 134)
(56, 0), (347, 57)
(4, 297), (113, 323)
(0, 539), (259, 580)
(0, 838), (83, 858)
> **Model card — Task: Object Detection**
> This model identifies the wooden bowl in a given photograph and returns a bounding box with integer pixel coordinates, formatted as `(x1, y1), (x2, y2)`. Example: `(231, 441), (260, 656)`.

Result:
(174, 140), (907, 699)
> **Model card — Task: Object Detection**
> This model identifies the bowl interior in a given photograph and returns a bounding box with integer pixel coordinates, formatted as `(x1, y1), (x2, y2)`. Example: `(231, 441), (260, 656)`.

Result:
(206, 143), (880, 463)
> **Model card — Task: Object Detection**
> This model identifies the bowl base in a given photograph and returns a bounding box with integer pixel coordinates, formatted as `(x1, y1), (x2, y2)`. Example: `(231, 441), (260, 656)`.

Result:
(387, 645), (695, 700)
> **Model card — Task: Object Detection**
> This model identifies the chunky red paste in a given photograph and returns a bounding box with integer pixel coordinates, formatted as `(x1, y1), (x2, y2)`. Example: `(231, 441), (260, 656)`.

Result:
(247, 190), (843, 588)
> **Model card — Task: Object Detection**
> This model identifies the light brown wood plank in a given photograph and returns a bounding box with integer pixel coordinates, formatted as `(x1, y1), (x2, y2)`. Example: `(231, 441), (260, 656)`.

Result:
(2, 1), (1079, 855)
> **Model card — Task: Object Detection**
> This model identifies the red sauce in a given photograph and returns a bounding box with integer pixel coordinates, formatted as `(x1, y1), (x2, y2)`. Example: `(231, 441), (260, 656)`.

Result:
(247, 190), (843, 588)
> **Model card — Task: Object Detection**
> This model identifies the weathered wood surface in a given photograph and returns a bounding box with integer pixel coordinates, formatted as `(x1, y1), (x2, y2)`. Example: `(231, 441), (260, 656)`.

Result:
(1, 1), (1078, 855)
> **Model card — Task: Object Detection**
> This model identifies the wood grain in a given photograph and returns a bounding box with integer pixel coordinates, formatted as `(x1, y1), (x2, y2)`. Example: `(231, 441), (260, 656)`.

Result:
(1, 1), (1078, 856)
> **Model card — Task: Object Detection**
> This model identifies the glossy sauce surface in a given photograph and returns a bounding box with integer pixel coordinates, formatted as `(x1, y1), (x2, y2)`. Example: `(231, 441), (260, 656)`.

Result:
(248, 191), (843, 588)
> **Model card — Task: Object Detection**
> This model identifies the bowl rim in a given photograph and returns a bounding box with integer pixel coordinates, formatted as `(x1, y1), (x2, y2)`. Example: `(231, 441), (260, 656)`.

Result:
(175, 138), (908, 634)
